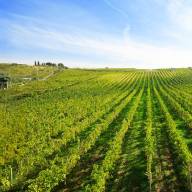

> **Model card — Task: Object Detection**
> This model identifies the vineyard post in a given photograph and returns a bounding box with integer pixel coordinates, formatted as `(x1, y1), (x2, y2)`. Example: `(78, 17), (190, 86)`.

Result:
(188, 163), (192, 191)
(149, 170), (152, 192)
(64, 174), (66, 185)
(9, 165), (13, 185)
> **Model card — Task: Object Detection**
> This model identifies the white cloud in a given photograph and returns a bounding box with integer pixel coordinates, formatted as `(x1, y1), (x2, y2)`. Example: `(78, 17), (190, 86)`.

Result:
(2, 22), (192, 69)
(166, 0), (192, 39)
(1, 1), (192, 69)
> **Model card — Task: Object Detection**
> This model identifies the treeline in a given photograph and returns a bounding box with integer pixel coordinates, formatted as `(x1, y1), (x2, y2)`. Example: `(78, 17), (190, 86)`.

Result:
(34, 61), (68, 69)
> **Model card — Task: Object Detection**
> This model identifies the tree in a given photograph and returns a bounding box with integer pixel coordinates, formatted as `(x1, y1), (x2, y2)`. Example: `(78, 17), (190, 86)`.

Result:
(58, 63), (68, 69)
(58, 63), (64, 68)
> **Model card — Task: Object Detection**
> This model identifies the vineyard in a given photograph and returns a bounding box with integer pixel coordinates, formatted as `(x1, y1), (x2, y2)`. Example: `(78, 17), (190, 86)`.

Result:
(1, 67), (192, 192)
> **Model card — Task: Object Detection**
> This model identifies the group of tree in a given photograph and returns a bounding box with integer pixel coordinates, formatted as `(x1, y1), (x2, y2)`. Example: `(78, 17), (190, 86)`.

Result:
(34, 61), (68, 69)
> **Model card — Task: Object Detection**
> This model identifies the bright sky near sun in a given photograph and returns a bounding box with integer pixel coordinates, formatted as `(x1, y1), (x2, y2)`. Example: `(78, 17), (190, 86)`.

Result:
(0, 0), (192, 68)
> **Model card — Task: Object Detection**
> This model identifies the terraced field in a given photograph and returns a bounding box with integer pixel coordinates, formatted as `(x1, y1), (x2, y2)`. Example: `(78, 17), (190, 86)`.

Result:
(1, 66), (192, 192)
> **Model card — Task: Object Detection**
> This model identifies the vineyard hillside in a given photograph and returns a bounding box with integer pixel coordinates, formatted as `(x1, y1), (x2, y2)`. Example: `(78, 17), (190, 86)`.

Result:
(1, 65), (192, 192)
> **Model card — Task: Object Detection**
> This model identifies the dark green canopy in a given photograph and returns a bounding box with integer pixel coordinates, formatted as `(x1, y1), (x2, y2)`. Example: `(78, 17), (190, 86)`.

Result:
(0, 75), (10, 82)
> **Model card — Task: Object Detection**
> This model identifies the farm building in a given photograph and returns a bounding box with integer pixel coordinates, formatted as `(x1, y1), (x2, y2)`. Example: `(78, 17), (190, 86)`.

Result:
(0, 75), (9, 89)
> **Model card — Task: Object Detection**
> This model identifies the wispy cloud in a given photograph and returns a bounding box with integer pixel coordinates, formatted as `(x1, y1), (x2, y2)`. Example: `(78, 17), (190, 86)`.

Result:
(103, 0), (129, 19)
(1, 0), (192, 68)
(1, 19), (192, 68)
(164, 0), (192, 44)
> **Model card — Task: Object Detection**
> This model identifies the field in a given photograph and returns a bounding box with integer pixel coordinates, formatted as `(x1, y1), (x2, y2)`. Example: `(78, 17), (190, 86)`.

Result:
(0, 64), (59, 83)
(1, 65), (192, 192)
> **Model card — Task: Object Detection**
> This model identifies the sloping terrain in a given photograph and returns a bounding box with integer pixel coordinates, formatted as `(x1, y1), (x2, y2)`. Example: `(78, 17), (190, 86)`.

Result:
(0, 66), (192, 192)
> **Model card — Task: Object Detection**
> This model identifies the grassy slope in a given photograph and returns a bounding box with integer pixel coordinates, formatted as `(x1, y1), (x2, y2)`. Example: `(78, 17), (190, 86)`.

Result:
(0, 63), (58, 82)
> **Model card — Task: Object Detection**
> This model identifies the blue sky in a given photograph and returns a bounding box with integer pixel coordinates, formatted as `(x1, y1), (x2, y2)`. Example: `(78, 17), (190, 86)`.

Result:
(1, 0), (192, 68)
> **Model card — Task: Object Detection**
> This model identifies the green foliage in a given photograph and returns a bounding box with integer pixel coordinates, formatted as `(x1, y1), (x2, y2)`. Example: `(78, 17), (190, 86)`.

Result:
(1, 66), (192, 191)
